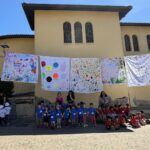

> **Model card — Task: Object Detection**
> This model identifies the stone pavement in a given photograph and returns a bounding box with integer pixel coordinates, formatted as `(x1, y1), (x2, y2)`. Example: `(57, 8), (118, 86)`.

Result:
(0, 120), (150, 150)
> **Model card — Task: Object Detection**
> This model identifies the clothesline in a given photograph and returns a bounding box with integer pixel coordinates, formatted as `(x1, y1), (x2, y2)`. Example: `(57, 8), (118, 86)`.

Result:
(1, 51), (150, 93)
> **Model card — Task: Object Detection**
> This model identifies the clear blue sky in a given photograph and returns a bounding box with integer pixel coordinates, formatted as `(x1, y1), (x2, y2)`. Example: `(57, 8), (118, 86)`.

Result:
(0, 0), (150, 35)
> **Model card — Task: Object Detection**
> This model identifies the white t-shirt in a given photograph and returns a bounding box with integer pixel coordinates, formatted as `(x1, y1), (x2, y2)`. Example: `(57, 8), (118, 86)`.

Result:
(4, 106), (11, 115)
(0, 107), (6, 118)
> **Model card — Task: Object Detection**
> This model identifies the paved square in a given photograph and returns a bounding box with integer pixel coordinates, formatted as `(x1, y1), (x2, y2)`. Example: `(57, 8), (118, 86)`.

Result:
(0, 123), (150, 150)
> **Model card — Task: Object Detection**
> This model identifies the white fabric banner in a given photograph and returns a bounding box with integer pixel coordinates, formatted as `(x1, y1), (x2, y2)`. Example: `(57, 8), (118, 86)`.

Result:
(70, 58), (103, 93)
(40, 56), (70, 91)
(125, 54), (150, 87)
(1, 52), (38, 83)
(101, 58), (127, 84)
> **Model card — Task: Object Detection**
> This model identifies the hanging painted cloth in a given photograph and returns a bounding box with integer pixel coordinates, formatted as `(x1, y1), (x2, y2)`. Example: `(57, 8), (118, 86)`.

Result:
(125, 54), (150, 87)
(1, 52), (38, 83)
(101, 58), (127, 84)
(40, 56), (70, 91)
(70, 58), (103, 93)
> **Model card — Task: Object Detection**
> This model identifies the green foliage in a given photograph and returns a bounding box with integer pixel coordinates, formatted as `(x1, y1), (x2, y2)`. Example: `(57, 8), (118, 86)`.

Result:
(0, 78), (14, 97)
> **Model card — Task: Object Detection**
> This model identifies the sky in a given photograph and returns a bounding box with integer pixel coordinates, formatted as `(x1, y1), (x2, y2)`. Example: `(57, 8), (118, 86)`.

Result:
(0, 0), (150, 35)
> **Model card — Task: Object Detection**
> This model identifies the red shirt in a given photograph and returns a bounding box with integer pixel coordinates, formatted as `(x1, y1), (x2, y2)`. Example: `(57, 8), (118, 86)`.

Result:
(130, 117), (138, 125)
(102, 108), (108, 115)
(136, 115), (141, 120)
(105, 120), (112, 127)
(119, 107), (125, 115)
(109, 108), (115, 114)
(105, 108), (110, 115)
(119, 116), (126, 124)
(125, 107), (130, 113)
(114, 119), (120, 126)
(114, 108), (119, 114)
(141, 114), (145, 120)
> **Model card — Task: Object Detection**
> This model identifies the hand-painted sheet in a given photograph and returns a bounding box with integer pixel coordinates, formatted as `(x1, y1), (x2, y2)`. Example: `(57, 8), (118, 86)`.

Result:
(70, 58), (103, 93)
(1, 52), (38, 83)
(40, 56), (70, 91)
(101, 58), (127, 84)
(125, 54), (150, 87)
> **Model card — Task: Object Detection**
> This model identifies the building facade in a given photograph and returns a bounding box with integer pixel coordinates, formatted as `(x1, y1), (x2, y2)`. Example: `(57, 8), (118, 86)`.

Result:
(0, 3), (150, 107)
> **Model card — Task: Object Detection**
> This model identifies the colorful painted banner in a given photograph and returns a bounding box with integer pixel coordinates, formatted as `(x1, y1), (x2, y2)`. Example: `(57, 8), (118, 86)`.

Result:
(1, 52), (38, 83)
(101, 58), (127, 84)
(40, 56), (70, 91)
(125, 54), (150, 87)
(70, 58), (103, 93)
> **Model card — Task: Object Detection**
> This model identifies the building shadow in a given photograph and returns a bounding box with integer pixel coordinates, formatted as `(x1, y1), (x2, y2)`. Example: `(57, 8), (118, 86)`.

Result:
(0, 121), (134, 136)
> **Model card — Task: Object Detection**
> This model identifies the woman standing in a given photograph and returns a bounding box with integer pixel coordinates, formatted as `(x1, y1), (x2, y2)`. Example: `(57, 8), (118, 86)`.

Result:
(99, 91), (112, 108)
(66, 91), (75, 105)
(56, 92), (64, 105)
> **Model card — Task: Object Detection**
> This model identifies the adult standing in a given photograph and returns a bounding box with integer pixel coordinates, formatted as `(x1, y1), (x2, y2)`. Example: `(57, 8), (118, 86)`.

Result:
(99, 91), (112, 108)
(56, 92), (64, 105)
(66, 91), (75, 105)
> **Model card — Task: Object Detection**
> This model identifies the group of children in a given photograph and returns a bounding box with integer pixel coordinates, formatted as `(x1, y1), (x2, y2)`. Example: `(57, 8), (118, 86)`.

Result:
(36, 101), (149, 130)
(36, 101), (97, 129)
(0, 101), (11, 126)
(129, 111), (147, 128)
(97, 104), (147, 130)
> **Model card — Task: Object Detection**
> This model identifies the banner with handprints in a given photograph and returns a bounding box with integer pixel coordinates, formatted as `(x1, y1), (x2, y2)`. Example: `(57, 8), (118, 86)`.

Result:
(40, 56), (70, 91)
(1, 52), (38, 83)
(125, 54), (150, 87)
(101, 58), (127, 84)
(70, 58), (103, 93)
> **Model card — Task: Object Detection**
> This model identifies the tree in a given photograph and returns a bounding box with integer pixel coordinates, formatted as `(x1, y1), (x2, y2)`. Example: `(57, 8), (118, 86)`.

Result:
(0, 78), (14, 97)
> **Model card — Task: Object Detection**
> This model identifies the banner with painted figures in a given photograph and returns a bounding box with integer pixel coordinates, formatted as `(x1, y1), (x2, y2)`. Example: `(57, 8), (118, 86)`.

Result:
(40, 56), (70, 91)
(125, 54), (150, 87)
(70, 58), (103, 93)
(101, 58), (127, 84)
(1, 52), (38, 83)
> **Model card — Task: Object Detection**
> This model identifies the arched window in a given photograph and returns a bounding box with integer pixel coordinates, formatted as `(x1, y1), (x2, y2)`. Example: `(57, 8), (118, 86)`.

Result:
(124, 35), (131, 51)
(63, 22), (72, 43)
(147, 35), (150, 50)
(132, 35), (139, 51)
(85, 22), (94, 43)
(74, 22), (83, 43)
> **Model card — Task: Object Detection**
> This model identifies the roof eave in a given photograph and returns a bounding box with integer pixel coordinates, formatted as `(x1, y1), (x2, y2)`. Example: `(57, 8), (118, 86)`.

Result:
(0, 34), (34, 40)
(121, 22), (150, 27)
(22, 3), (132, 31)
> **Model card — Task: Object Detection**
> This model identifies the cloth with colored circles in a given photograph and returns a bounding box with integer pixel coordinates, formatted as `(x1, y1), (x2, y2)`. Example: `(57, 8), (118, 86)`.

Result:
(40, 56), (70, 91)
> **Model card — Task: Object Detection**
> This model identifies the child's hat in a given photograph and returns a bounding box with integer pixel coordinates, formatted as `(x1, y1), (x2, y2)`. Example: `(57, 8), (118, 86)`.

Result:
(0, 105), (4, 109)
(5, 102), (10, 107)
